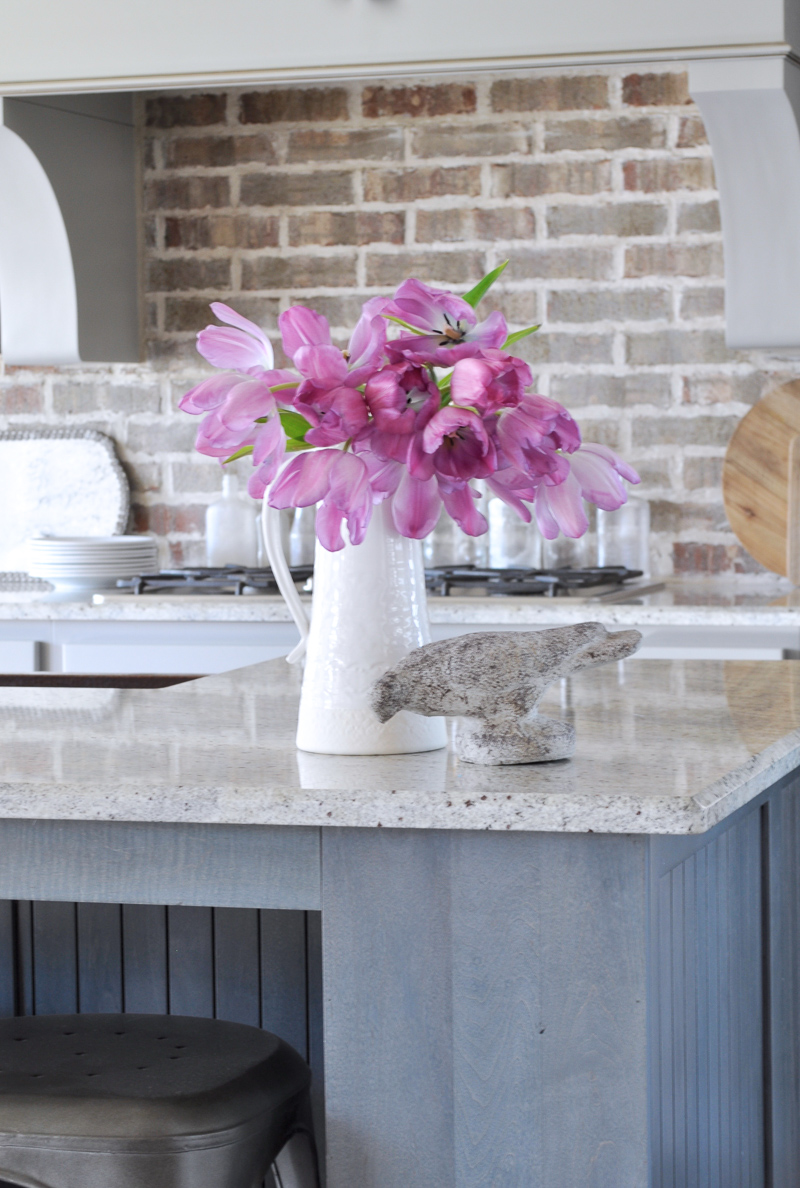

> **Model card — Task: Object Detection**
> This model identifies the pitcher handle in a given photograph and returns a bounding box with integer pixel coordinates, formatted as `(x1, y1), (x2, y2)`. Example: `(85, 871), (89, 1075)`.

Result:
(262, 501), (309, 664)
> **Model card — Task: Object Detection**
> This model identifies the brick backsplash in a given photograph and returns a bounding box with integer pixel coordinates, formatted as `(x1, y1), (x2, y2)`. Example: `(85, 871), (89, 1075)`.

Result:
(1, 69), (794, 575)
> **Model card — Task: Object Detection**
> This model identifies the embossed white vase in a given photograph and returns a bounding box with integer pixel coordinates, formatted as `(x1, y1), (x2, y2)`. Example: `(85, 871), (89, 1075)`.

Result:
(263, 499), (447, 756)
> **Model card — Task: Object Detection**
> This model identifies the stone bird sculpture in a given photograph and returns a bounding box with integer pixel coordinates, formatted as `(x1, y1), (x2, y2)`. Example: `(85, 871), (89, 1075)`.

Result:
(370, 622), (642, 765)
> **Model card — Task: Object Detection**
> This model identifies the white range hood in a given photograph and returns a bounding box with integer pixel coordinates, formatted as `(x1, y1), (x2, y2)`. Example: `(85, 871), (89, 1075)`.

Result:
(0, 0), (799, 360)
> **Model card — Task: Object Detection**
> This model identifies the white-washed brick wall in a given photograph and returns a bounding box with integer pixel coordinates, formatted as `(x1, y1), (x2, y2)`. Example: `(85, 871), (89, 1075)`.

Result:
(0, 68), (796, 574)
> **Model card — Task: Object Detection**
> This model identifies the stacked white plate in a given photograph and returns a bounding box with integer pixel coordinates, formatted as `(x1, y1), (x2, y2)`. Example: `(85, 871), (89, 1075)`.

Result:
(27, 536), (159, 593)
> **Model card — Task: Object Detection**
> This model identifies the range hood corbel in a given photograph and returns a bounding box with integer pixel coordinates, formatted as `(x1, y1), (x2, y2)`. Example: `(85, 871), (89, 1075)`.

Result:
(0, 93), (140, 365)
(690, 55), (800, 353)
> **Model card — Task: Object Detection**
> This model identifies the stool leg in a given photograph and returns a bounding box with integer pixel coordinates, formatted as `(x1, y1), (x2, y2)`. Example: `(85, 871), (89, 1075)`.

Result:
(271, 1130), (320, 1188)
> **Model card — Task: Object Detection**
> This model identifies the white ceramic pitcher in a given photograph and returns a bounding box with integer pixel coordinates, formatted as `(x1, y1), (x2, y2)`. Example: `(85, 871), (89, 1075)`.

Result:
(262, 498), (447, 756)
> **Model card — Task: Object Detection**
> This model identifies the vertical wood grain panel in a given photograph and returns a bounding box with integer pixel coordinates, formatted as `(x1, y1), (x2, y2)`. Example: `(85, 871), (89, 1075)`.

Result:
(15, 902), (33, 1017)
(214, 907), (260, 1026)
(451, 831), (649, 1188)
(167, 905), (214, 1017)
(32, 901), (77, 1015)
(767, 775), (800, 1185)
(306, 910), (325, 1180)
(650, 807), (765, 1188)
(259, 909), (308, 1057)
(77, 902), (122, 1013)
(121, 904), (168, 1014)
(0, 901), (16, 1017)
(321, 827), (455, 1188)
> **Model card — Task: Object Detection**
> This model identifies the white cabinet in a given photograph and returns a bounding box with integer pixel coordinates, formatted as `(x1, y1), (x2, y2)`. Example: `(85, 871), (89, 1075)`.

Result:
(1, 612), (799, 675)
(0, 0), (793, 94)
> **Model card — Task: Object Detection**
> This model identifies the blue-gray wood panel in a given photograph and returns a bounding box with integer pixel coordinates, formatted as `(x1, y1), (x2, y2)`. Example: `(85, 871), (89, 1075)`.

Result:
(650, 815), (764, 1187)
(0, 820), (321, 910)
(321, 827), (649, 1188)
(765, 774), (800, 1186)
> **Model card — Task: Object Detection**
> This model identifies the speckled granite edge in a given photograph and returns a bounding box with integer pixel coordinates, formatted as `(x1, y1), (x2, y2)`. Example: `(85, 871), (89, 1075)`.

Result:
(0, 746), (794, 835)
(0, 591), (798, 627)
(691, 728), (800, 828)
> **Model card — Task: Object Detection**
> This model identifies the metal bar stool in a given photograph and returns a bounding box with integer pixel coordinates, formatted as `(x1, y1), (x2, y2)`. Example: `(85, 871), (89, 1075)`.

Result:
(0, 1013), (320, 1188)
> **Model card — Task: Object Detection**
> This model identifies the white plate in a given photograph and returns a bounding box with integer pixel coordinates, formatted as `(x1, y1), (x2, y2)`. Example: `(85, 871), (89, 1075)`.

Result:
(30, 535), (150, 546)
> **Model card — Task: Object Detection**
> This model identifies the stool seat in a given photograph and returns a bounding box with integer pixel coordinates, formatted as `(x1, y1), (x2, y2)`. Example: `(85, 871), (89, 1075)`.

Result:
(0, 1014), (317, 1188)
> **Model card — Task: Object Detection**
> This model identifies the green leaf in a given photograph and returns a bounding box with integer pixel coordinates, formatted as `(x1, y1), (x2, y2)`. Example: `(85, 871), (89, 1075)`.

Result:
(285, 439), (314, 452)
(280, 409), (312, 440)
(503, 324), (541, 348)
(462, 260), (508, 308)
(222, 445), (254, 464)
(270, 381), (299, 392)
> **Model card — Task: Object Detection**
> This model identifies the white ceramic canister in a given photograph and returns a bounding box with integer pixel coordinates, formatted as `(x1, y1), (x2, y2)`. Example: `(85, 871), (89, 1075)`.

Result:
(263, 498), (447, 756)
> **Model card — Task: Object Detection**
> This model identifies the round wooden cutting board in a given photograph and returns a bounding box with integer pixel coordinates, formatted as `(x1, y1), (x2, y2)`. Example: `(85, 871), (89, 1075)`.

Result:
(722, 380), (800, 577)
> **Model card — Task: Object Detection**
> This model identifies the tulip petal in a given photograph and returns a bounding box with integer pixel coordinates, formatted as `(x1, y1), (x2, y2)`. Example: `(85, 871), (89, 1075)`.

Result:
(315, 500), (347, 551)
(449, 358), (494, 408)
(569, 447), (627, 510)
(269, 449), (337, 508)
(248, 424), (286, 499)
(536, 471), (588, 539)
(359, 452), (403, 501)
(439, 482), (488, 536)
(578, 442), (641, 486)
(348, 313), (387, 372)
(486, 469), (535, 522)
(217, 379), (277, 430)
(389, 278), (475, 329)
(391, 470), (441, 538)
(422, 406), (489, 454)
(279, 306), (331, 359)
(197, 325), (274, 372)
(294, 344), (349, 387)
(210, 302), (272, 350)
(470, 309), (508, 349)
(179, 374), (241, 414)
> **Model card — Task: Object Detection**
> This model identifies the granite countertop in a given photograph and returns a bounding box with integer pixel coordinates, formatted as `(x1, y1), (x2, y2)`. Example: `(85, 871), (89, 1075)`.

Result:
(0, 654), (798, 835)
(1, 577), (800, 627)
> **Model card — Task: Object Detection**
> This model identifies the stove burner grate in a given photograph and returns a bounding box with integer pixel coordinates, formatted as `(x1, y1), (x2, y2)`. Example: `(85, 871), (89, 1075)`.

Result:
(116, 566), (313, 596)
(423, 564), (643, 597)
(116, 563), (643, 598)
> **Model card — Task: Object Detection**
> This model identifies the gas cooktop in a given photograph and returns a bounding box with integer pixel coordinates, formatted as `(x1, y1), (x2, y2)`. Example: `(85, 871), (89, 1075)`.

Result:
(115, 564), (647, 598)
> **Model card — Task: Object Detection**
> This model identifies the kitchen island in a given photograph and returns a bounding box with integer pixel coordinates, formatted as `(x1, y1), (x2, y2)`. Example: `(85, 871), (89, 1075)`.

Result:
(0, 655), (797, 1187)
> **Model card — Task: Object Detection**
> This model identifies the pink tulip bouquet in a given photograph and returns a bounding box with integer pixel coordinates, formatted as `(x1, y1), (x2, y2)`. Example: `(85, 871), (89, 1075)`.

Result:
(180, 263), (639, 551)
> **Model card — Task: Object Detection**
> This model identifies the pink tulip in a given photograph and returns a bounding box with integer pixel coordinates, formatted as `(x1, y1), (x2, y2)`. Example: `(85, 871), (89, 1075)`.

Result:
(533, 445), (640, 539)
(316, 452), (373, 549)
(421, 406), (496, 482)
(197, 303), (276, 373)
(281, 301), (386, 386)
(449, 351), (532, 412)
(496, 394), (581, 466)
(300, 386), (371, 447)
(383, 279), (507, 366)
(569, 443), (640, 508)
(269, 449), (374, 551)
(280, 302), (386, 447)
